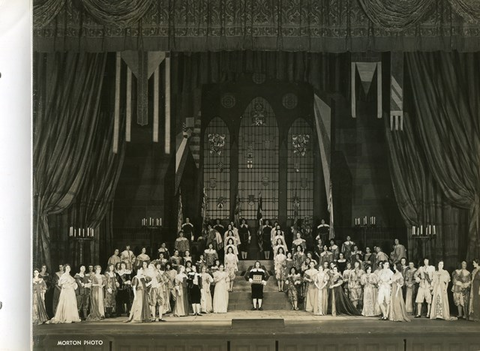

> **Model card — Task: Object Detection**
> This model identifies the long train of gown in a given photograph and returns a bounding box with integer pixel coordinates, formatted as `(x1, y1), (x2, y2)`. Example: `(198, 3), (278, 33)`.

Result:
(127, 276), (150, 322)
(32, 279), (49, 324)
(213, 271), (229, 313)
(50, 274), (81, 323)
(430, 270), (453, 321)
(389, 276), (410, 322)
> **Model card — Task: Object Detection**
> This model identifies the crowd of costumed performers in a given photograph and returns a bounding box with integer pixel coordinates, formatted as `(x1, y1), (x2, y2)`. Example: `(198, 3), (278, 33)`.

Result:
(33, 218), (480, 324)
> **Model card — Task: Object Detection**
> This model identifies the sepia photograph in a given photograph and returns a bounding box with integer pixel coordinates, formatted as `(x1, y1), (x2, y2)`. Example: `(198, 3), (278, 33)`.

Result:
(7, 0), (480, 349)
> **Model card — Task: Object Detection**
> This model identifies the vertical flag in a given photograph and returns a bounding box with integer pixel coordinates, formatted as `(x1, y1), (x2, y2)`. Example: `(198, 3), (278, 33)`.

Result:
(201, 187), (208, 228)
(234, 191), (242, 227)
(390, 52), (404, 131)
(328, 181), (335, 239)
(177, 189), (183, 234)
(256, 192), (263, 251)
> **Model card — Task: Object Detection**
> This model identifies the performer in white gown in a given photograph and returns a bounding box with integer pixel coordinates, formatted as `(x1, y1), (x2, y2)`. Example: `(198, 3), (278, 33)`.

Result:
(49, 264), (81, 324)
(213, 264), (230, 313)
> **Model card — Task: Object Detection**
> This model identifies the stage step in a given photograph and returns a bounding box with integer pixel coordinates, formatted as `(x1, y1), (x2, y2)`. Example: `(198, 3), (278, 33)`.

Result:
(228, 262), (291, 311)
(229, 291), (291, 311)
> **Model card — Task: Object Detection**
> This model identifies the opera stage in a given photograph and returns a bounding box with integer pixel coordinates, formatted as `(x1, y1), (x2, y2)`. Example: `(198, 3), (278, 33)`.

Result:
(33, 310), (480, 351)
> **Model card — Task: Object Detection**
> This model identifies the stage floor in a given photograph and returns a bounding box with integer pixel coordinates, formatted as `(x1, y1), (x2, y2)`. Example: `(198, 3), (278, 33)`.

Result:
(33, 310), (480, 351)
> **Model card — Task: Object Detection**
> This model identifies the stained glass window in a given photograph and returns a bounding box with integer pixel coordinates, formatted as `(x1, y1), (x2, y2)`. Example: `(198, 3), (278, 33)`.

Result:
(238, 97), (279, 219)
(203, 117), (230, 220)
(287, 118), (314, 222)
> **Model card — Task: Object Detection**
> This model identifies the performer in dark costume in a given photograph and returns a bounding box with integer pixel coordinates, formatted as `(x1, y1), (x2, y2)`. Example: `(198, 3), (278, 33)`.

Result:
(262, 220), (273, 260)
(328, 264), (362, 317)
(248, 261), (268, 310)
(238, 218), (251, 260)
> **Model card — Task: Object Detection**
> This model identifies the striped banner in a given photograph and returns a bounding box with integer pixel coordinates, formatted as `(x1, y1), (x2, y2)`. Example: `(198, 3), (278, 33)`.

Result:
(313, 94), (335, 238)
(390, 53), (404, 131)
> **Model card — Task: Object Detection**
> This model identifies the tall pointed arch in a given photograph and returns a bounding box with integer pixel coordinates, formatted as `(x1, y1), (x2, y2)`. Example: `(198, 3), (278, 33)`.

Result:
(239, 97), (279, 219)
(203, 117), (230, 220)
(288, 118), (315, 222)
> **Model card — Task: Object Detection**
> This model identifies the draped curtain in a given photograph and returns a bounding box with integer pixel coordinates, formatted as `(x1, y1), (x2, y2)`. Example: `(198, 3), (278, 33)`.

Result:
(386, 52), (479, 268)
(33, 0), (480, 52)
(33, 52), (112, 270)
(385, 113), (469, 269)
(357, 0), (435, 30)
(405, 52), (480, 261)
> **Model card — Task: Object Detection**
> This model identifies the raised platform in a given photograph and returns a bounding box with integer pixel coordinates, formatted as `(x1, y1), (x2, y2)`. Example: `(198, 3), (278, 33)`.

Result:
(33, 311), (480, 351)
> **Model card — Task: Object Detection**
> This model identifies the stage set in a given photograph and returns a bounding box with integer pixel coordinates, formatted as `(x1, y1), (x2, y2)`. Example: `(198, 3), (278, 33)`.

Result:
(32, 0), (480, 350)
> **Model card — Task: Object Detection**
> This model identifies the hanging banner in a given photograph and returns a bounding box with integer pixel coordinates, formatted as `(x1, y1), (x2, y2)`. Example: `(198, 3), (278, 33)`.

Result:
(390, 52), (404, 131)
(121, 51), (166, 127)
(351, 53), (382, 118)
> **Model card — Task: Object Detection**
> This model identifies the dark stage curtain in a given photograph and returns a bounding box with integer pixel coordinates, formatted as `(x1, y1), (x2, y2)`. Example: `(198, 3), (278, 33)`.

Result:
(385, 113), (469, 270)
(33, 52), (112, 270)
(406, 52), (480, 261)
(33, 0), (480, 53)
(386, 52), (479, 268)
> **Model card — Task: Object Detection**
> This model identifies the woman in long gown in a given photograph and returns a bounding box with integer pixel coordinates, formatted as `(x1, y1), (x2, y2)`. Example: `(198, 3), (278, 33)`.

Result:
(389, 263), (411, 322)
(165, 262), (177, 314)
(274, 247), (287, 292)
(327, 265), (361, 317)
(361, 265), (380, 317)
(49, 264), (81, 323)
(348, 261), (365, 309)
(314, 265), (329, 316)
(469, 259), (480, 322)
(304, 261), (319, 313)
(224, 246), (238, 292)
(204, 243), (219, 267)
(293, 245), (306, 272)
(452, 261), (471, 319)
(87, 265), (105, 321)
(173, 266), (188, 317)
(200, 266), (214, 313)
(104, 264), (117, 318)
(430, 261), (454, 320)
(33, 269), (49, 324)
(285, 267), (302, 310)
(126, 268), (150, 322)
(213, 264), (230, 313)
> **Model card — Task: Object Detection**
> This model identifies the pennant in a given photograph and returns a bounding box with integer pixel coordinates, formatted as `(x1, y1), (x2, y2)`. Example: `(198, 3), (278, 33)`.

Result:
(121, 51), (166, 127)
(390, 53), (404, 131)
(351, 54), (382, 118)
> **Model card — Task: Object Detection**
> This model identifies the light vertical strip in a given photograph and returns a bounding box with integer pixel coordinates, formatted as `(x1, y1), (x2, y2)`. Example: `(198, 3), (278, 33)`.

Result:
(126, 67), (132, 142)
(377, 62), (382, 118)
(165, 55), (171, 154)
(351, 62), (356, 118)
(153, 66), (159, 142)
(113, 52), (121, 153)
